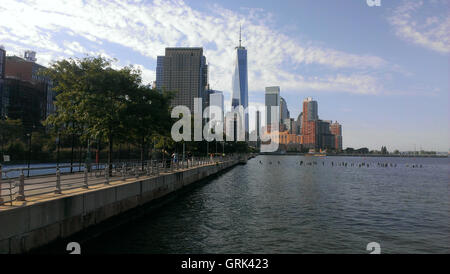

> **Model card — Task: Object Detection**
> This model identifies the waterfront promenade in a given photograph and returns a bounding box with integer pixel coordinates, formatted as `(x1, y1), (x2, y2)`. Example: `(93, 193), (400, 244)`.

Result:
(0, 155), (249, 253)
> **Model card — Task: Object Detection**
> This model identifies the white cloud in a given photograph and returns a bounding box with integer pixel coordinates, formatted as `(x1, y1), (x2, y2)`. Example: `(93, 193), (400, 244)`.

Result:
(134, 64), (156, 85)
(0, 0), (399, 95)
(63, 41), (86, 54)
(388, 0), (450, 54)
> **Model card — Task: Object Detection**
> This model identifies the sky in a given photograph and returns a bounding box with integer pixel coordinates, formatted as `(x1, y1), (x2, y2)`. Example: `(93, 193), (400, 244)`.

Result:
(0, 0), (448, 151)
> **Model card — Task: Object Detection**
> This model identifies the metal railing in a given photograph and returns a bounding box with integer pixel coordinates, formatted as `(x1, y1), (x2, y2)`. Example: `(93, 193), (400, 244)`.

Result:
(0, 155), (238, 206)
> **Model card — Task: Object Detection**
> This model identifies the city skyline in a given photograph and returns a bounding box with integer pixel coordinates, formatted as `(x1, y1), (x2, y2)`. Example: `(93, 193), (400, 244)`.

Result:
(0, 0), (448, 151)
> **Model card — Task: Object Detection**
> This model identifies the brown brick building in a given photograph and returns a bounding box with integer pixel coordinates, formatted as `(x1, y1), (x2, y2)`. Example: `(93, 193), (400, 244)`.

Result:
(330, 121), (343, 151)
(301, 97), (319, 149)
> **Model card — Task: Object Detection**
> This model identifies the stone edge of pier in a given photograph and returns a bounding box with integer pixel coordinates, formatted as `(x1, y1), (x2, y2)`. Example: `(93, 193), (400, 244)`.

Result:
(0, 158), (244, 254)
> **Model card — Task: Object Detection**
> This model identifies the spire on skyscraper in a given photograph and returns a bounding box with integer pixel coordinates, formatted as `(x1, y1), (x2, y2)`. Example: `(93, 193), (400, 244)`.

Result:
(236, 24), (245, 49)
(239, 24), (242, 48)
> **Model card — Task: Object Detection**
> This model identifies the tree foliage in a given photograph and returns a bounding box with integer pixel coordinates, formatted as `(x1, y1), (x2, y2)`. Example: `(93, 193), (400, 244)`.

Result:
(43, 56), (173, 168)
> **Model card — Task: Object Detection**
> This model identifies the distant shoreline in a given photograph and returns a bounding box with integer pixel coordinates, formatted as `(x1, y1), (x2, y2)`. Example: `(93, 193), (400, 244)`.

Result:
(259, 153), (448, 158)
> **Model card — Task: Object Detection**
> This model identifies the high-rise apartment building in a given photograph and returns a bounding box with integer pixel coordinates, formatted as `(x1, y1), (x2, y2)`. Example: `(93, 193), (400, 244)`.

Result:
(301, 97), (319, 149)
(161, 47), (208, 113)
(231, 27), (249, 135)
(330, 121), (343, 151)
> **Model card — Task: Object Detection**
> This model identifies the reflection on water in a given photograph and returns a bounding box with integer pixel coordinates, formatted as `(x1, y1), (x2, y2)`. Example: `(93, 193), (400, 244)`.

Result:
(78, 156), (449, 253)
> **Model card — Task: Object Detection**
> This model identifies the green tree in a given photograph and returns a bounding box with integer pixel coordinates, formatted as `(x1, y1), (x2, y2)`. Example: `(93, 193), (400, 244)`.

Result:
(0, 118), (23, 160)
(43, 57), (142, 171)
(43, 56), (177, 172)
(126, 85), (172, 166)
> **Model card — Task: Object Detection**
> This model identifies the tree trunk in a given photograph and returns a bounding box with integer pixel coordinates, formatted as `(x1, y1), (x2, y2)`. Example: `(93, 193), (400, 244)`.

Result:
(140, 136), (145, 170)
(70, 133), (75, 173)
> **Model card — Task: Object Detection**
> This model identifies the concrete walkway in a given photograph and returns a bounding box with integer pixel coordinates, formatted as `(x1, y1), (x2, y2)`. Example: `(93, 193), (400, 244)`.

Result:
(0, 160), (222, 211)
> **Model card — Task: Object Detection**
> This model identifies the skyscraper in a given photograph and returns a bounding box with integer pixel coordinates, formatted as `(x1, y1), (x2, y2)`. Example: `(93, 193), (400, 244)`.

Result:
(161, 47), (208, 113)
(231, 26), (249, 135)
(265, 86), (280, 131)
(256, 110), (261, 140)
(304, 97), (318, 121)
(280, 97), (289, 121)
(208, 89), (224, 122)
(280, 96), (290, 131)
(301, 97), (319, 149)
(330, 121), (343, 151)
(155, 56), (164, 90)
(295, 112), (303, 135)
(318, 120), (335, 150)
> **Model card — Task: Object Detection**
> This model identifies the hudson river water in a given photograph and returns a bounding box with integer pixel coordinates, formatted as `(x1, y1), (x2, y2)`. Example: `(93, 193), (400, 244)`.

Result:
(81, 155), (449, 254)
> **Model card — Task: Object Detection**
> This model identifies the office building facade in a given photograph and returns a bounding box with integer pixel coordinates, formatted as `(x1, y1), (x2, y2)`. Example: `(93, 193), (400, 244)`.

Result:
(155, 56), (164, 90)
(280, 97), (289, 121)
(317, 120), (335, 150)
(161, 48), (208, 113)
(265, 86), (280, 131)
(295, 112), (303, 135)
(208, 89), (224, 122)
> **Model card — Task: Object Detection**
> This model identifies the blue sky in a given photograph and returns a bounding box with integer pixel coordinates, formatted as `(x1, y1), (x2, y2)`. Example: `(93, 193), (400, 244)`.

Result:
(0, 0), (448, 151)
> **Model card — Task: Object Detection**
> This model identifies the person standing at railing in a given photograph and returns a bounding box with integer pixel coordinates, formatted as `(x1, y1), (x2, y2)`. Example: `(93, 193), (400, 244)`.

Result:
(172, 153), (177, 163)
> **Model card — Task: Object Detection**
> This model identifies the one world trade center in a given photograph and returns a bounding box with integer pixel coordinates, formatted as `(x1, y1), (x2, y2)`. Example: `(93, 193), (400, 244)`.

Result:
(231, 26), (249, 137)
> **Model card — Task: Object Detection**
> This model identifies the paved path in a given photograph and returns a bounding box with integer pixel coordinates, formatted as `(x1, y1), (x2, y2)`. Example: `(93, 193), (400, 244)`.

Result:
(0, 160), (225, 210)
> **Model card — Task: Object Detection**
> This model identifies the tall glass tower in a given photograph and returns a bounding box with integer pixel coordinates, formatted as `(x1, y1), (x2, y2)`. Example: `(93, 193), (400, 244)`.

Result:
(231, 26), (249, 135)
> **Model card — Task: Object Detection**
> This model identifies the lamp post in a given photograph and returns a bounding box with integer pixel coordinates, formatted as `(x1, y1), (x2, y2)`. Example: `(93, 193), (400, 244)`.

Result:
(26, 125), (36, 177)
(182, 142), (185, 162)
(56, 133), (61, 168)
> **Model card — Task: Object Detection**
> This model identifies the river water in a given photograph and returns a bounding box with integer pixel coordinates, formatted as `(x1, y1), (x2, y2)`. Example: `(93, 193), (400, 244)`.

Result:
(79, 155), (449, 254)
